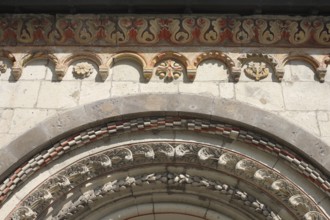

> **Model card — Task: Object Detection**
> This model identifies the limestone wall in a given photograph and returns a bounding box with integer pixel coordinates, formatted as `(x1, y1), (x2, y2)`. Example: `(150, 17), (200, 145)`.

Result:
(0, 48), (330, 149)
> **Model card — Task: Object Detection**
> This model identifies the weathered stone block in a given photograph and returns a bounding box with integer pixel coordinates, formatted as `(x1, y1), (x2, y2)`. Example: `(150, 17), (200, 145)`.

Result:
(79, 81), (111, 105)
(282, 82), (330, 110)
(235, 82), (284, 111)
(0, 81), (40, 108)
(37, 81), (80, 109)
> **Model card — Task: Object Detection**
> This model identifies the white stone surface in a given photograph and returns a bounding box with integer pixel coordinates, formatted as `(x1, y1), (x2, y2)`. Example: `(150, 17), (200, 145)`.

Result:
(235, 82), (284, 110)
(283, 60), (315, 82)
(112, 60), (143, 81)
(325, 65), (330, 82)
(0, 133), (17, 147)
(140, 82), (179, 94)
(9, 109), (57, 134)
(79, 81), (111, 105)
(21, 60), (52, 80)
(219, 83), (235, 99)
(282, 82), (330, 110)
(318, 112), (330, 137)
(179, 82), (219, 96)
(195, 60), (228, 81)
(37, 81), (81, 109)
(0, 81), (40, 108)
(111, 82), (139, 97)
(277, 111), (320, 136)
(0, 109), (14, 133)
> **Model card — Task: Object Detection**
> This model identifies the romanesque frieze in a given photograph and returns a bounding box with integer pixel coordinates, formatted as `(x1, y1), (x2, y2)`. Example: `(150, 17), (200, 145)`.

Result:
(1, 15), (329, 47)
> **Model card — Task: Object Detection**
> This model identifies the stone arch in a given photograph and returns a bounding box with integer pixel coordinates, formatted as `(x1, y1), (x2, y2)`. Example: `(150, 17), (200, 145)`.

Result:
(0, 94), (329, 219)
(282, 54), (325, 82)
(56, 52), (106, 80)
(110, 52), (149, 80)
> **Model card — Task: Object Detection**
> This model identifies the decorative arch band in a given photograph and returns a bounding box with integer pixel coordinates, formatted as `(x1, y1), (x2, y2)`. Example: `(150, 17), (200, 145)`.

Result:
(0, 115), (329, 210)
(8, 141), (328, 219)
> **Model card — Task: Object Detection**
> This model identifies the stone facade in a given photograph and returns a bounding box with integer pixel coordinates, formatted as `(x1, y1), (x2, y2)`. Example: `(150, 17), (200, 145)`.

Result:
(0, 14), (330, 220)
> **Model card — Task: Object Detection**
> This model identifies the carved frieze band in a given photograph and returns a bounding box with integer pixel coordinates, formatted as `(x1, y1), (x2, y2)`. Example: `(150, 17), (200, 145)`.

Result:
(0, 50), (328, 82)
(9, 142), (327, 219)
(1, 116), (329, 212)
(1, 15), (330, 47)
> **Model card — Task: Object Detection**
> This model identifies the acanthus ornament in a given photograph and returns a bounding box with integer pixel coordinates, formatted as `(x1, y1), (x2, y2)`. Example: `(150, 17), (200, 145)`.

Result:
(244, 62), (270, 81)
(155, 59), (184, 81)
(72, 62), (94, 78)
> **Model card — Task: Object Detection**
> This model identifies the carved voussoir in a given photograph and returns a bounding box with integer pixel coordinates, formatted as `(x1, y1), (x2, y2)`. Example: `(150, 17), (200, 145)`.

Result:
(11, 206), (37, 220)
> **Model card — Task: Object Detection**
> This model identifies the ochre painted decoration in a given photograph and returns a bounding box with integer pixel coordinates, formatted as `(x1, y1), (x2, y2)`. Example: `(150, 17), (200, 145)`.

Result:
(0, 15), (329, 47)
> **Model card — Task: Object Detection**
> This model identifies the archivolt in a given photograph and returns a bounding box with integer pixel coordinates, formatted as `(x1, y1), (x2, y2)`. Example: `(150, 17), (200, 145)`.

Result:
(8, 142), (327, 220)
(0, 94), (329, 219)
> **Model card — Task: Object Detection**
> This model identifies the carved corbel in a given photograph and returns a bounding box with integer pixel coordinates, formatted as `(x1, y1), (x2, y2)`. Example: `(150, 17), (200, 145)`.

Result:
(11, 64), (23, 81)
(55, 64), (66, 81)
(316, 67), (327, 83)
(0, 50), (17, 79)
(99, 64), (109, 81)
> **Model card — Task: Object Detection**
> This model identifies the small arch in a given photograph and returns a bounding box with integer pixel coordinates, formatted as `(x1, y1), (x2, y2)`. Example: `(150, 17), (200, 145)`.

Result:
(57, 52), (104, 81)
(194, 51), (235, 81)
(21, 51), (59, 67)
(110, 52), (148, 81)
(283, 53), (325, 82)
(110, 52), (147, 69)
(151, 51), (191, 68)
(238, 53), (282, 82)
(151, 52), (196, 81)
(193, 51), (235, 70)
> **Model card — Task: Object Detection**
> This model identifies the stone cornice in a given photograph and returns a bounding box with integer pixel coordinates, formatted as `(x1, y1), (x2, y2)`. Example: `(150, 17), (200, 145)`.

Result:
(0, 14), (330, 47)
